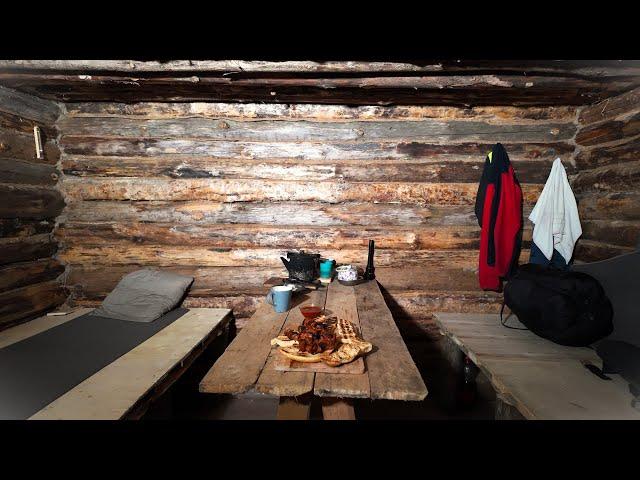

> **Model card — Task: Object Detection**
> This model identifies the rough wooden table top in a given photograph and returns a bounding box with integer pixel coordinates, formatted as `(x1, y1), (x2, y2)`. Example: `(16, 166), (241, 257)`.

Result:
(200, 280), (427, 401)
(434, 312), (640, 420)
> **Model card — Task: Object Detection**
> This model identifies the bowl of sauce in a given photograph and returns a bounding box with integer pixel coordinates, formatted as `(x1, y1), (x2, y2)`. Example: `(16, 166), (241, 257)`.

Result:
(300, 305), (322, 320)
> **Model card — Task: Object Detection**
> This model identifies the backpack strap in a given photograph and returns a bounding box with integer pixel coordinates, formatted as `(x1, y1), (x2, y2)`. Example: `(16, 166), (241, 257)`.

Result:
(500, 299), (528, 330)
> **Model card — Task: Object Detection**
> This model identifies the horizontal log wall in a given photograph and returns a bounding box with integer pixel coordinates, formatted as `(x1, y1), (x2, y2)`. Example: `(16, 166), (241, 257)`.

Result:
(571, 86), (640, 261)
(55, 101), (583, 339)
(0, 87), (66, 330)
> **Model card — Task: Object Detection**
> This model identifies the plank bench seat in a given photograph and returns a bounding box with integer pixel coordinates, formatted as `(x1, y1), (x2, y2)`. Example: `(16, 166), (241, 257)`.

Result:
(0, 307), (232, 420)
(434, 312), (640, 420)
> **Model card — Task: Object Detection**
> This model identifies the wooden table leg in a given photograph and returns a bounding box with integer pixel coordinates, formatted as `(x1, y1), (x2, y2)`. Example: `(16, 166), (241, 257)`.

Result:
(276, 395), (311, 420)
(321, 397), (356, 420)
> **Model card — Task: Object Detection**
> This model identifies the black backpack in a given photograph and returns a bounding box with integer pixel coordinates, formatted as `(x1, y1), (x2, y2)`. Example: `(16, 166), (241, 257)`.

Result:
(503, 263), (614, 347)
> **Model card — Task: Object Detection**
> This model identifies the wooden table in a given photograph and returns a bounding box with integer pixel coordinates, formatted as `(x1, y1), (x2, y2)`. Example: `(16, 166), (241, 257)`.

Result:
(434, 312), (640, 420)
(199, 280), (427, 419)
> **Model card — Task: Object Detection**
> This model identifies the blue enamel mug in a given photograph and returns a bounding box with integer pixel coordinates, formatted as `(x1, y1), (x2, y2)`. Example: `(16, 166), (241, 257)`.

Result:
(266, 285), (294, 313)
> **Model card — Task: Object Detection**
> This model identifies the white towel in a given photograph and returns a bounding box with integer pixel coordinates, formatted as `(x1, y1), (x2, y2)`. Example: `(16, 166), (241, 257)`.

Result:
(529, 158), (582, 262)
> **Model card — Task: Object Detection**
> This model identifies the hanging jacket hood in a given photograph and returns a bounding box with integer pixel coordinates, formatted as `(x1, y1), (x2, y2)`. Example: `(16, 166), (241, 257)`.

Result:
(475, 143), (523, 291)
(529, 157), (582, 263)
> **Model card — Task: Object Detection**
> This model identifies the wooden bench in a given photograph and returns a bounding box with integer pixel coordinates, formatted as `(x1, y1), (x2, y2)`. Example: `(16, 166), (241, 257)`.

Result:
(0, 307), (232, 420)
(434, 312), (640, 420)
(200, 280), (428, 420)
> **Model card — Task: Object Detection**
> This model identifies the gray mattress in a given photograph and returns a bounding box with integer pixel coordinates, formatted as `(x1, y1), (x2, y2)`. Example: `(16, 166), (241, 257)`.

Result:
(0, 308), (188, 420)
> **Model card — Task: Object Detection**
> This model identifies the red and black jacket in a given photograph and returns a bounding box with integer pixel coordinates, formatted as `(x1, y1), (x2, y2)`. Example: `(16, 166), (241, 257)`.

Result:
(475, 143), (523, 291)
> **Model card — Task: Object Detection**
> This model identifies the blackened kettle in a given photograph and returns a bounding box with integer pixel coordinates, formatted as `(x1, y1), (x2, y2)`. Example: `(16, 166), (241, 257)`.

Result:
(281, 250), (321, 282)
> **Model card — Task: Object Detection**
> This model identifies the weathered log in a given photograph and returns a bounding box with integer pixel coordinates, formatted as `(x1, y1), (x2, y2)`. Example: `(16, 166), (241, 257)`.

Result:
(0, 258), (64, 293)
(0, 280), (67, 329)
(1, 72), (636, 105)
(4, 59), (640, 76)
(60, 177), (543, 204)
(0, 218), (54, 238)
(571, 160), (640, 194)
(58, 116), (577, 143)
(65, 265), (285, 298)
(64, 263), (490, 301)
(64, 102), (579, 123)
(386, 289), (503, 321)
(58, 244), (530, 268)
(575, 111), (640, 146)
(0, 184), (65, 219)
(573, 240), (635, 263)
(59, 136), (575, 162)
(0, 85), (61, 124)
(69, 295), (261, 325)
(0, 110), (57, 137)
(581, 220), (640, 248)
(60, 155), (567, 183)
(578, 86), (640, 125)
(69, 289), (504, 328)
(577, 191), (640, 221)
(64, 200), (534, 228)
(574, 135), (640, 169)
(0, 234), (58, 266)
(58, 221), (533, 251)
(0, 158), (59, 185)
(0, 127), (60, 164)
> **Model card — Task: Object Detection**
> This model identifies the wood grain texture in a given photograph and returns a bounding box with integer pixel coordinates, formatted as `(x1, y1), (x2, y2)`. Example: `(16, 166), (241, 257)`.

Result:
(0, 259), (64, 293)
(0, 87), (66, 326)
(0, 85), (61, 124)
(0, 281), (66, 330)
(579, 86), (640, 124)
(4, 59), (640, 76)
(577, 191), (640, 221)
(314, 282), (370, 398)
(354, 281), (427, 400)
(60, 177), (543, 204)
(60, 155), (567, 183)
(199, 301), (289, 394)
(571, 160), (640, 194)
(3, 71), (638, 105)
(0, 184), (65, 220)
(580, 220), (640, 247)
(575, 135), (640, 169)
(0, 234), (57, 266)
(58, 116), (577, 143)
(56, 100), (572, 339)
(57, 245), (529, 268)
(575, 111), (640, 146)
(65, 102), (579, 122)
(434, 312), (640, 420)
(0, 218), (54, 238)
(0, 158), (59, 185)
(571, 87), (640, 262)
(59, 137), (575, 161)
(57, 222), (532, 251)
(63, 200), (530, 228)
(0, 127), (60, 164)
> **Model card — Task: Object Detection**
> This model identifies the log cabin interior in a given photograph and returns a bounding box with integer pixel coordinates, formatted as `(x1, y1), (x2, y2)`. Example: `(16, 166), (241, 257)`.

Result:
(1, 59), (639, 421)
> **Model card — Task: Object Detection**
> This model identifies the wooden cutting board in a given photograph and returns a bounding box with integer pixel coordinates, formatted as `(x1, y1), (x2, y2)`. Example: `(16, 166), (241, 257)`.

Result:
(273, 350), (366, 374)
